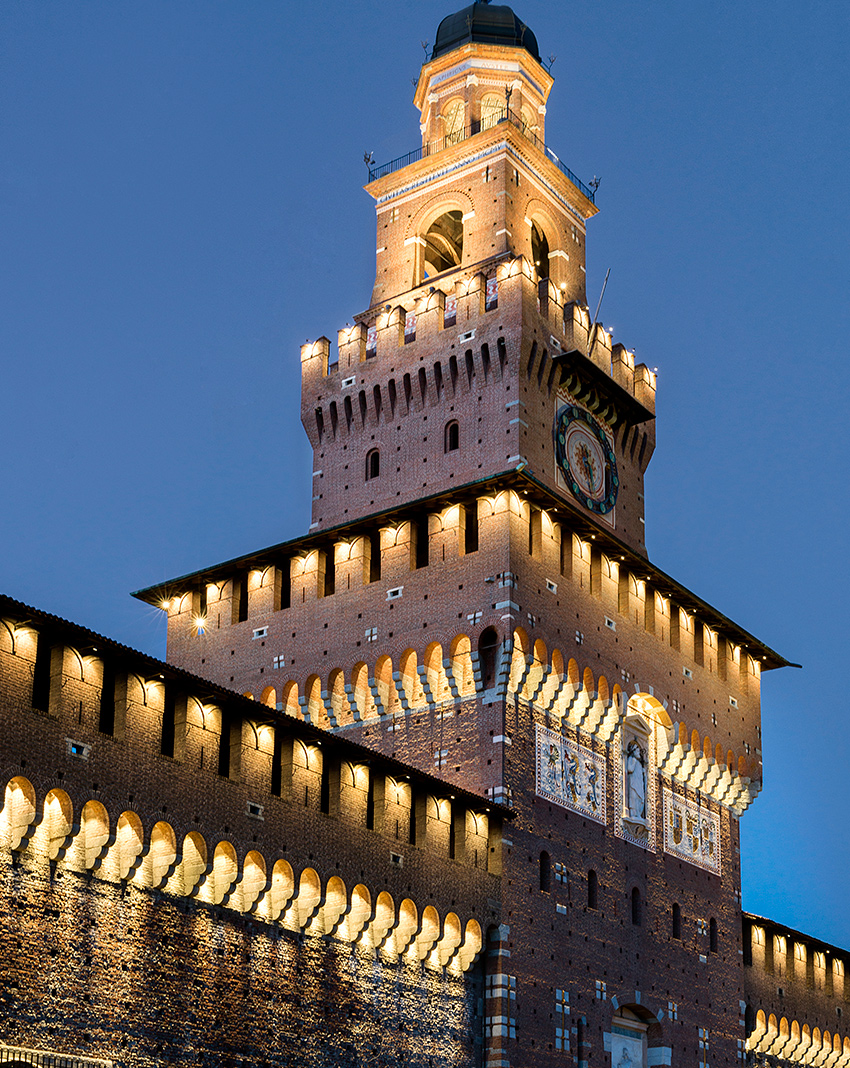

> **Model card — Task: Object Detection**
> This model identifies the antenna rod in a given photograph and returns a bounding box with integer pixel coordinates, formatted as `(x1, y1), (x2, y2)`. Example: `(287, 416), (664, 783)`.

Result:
(586, 267), (611, 362)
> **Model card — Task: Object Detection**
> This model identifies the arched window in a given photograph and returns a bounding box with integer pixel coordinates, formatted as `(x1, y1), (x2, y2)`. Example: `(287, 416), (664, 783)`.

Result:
(588, 869), (598, 910)
(710, 917), (718, 953)
(478, 627), (499, 690)
(539, 851), (551, 893)
(366, 449), (380, 481)
(424, 211), (463, 277)
(480, 92), (504, 131)
(672, 902), (682, 939)
(531, 221), (550, 280)
(445, 420), (459, 452)
(631, 887), (642, 927)
(442, 99), (465, 144)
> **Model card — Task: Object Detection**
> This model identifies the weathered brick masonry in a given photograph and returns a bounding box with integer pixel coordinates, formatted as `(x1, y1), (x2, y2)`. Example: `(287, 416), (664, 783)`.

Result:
(129, 3), (848, 1067)
(0, 594), (505, 1066)
(5, 3), (845, 1067)
(743, 914), (850, 1068)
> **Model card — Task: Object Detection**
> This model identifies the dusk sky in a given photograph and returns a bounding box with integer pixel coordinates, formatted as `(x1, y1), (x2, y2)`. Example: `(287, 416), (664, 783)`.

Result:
(3, 1), (849, 946)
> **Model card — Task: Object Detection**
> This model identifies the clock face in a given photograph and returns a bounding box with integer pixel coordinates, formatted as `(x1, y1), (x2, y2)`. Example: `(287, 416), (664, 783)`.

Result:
(554, 404), (619, 515)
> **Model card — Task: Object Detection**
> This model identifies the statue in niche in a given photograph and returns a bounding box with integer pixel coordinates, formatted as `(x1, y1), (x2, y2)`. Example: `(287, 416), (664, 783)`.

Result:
(625, 740), (647, 821)
(616, 1047), (633, 1068)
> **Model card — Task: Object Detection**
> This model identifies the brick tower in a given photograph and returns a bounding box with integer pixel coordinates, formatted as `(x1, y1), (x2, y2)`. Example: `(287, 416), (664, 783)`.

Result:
(136, 4), (790, 1067)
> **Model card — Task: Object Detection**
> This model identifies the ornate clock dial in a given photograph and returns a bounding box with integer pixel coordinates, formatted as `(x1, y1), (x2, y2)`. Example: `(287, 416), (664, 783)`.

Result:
(554, 404), (619, 514)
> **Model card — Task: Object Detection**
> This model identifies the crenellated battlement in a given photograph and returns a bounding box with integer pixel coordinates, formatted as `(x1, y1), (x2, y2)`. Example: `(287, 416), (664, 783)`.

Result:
(300, 256), (654, 422)
(0, 593), (507, 892)
(299, 255), (657, 542)
(744, 913), (850, 1064)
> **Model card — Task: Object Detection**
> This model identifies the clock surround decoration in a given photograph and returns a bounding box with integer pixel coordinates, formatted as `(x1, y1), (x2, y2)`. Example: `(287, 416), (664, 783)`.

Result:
(554, 403), (619, 514)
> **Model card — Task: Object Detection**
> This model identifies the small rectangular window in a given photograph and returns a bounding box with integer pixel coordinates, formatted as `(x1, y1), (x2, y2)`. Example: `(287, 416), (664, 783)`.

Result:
(66, 738), (91, 761)
(341, 375), (356, 388)
(683, 666), (693, 679)
(252, 627), (268, 640)
(546, 579), (557, 594)
(387, 587), (403, 601)
(604, 617), (616, 631)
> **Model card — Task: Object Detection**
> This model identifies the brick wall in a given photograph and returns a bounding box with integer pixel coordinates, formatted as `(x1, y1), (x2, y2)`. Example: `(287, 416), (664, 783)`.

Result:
(0, 594), (504, 1067)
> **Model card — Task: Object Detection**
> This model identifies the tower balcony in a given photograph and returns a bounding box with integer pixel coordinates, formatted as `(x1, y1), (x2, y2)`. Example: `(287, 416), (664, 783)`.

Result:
(367, 108), (596, 205)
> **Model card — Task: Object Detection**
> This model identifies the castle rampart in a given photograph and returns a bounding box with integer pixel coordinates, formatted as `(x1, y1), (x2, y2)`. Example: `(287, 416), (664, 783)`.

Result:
(744, 914), (850, 1068)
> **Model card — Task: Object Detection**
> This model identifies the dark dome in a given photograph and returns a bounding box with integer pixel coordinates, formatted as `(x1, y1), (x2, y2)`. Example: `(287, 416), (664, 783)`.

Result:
(432, 2), (540, 63)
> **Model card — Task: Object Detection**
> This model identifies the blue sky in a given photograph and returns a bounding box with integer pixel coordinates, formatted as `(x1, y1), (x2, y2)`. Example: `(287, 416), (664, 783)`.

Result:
(3, 1), (849, 946)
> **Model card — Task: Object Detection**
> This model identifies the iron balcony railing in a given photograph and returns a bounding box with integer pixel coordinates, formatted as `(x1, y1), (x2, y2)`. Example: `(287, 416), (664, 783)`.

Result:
(368, 108), (595, 203)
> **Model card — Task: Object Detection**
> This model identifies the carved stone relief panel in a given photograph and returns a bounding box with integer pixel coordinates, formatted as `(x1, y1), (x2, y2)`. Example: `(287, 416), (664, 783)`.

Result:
(535, 724), (606, 825)
(662, 788), (721, 875)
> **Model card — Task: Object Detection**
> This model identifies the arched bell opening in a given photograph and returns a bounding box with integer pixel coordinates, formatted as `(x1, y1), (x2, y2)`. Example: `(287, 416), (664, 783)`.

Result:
(424, 211), (463, 278)
(531, 220), (550, 281)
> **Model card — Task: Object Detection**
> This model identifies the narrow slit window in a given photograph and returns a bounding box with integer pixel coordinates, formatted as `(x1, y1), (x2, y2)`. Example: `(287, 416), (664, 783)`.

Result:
(588, 869), (598, 909)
